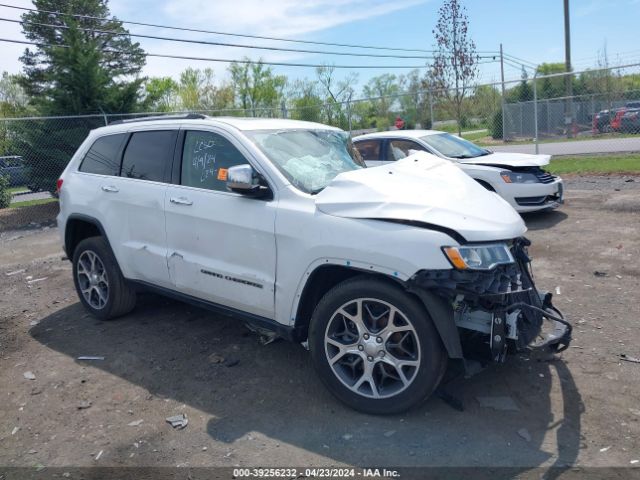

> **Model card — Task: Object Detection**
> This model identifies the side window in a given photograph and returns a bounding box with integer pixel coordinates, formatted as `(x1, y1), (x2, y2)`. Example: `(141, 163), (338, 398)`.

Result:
(120, 130), (177, 182)
(353, 140), (381, 161)
(387, 140), (426, 161)
(181, 130), (249, 192)
(79, 134), (127, 176)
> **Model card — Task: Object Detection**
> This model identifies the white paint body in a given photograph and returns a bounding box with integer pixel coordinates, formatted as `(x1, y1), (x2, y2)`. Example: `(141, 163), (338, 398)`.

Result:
(57, 118), (526, 327)
(354, 130), (564, 213)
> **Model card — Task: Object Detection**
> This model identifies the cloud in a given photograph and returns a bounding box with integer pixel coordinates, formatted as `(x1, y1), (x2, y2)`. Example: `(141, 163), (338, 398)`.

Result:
(160, 0), (427, 38)
(0, 0), (30, 74)
(574, 0), (603, 17)
(0, 0), (428, 82)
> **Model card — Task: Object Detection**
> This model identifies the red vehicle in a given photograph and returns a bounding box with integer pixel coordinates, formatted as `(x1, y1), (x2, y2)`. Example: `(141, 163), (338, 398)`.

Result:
(610, 102), (640, 132)
(611, 108), (627, 131)
(394, 116), (405, 130)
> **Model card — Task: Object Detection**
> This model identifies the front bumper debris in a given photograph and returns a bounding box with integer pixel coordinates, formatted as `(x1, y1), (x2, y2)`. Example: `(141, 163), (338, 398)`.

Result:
(410, 237), (572, 359)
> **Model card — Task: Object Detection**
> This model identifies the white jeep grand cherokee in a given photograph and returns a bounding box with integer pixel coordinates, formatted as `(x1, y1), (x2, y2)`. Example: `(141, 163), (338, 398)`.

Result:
(57, 114), (571, 414)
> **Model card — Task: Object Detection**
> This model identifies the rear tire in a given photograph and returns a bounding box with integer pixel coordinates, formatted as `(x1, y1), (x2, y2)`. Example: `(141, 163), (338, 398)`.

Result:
(309, 276), (446, 414)
(72, 236), (136, 320)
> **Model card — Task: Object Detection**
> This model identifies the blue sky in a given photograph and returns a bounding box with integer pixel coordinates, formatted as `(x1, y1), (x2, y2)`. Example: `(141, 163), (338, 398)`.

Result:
(1, 0), (639, 92)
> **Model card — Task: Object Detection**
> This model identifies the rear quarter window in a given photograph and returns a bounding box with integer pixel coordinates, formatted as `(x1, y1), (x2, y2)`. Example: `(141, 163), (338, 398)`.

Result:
(79, 134), (127, 176)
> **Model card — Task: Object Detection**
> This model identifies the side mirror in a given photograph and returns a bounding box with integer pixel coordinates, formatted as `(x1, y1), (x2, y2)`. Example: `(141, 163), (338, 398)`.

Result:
(226, 164), (271, 198)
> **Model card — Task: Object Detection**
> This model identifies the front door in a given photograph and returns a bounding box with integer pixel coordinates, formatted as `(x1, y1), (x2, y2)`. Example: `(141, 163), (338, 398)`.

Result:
(164, 129), (277, 319)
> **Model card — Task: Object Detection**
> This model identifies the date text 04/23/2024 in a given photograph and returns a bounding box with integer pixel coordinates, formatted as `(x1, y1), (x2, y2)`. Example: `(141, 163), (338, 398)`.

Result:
(233, 468), (400, 478)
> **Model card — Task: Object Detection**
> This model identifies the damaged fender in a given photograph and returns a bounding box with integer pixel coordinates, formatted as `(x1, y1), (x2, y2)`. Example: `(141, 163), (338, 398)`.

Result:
(406, 287), (464, 359)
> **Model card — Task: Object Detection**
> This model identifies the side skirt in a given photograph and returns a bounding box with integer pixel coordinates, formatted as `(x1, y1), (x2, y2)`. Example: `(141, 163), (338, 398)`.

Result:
(128, 280), (299, 342)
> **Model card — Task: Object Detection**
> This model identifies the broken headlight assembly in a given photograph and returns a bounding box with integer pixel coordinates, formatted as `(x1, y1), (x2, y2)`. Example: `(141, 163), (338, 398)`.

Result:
(442, 243), (514, 271)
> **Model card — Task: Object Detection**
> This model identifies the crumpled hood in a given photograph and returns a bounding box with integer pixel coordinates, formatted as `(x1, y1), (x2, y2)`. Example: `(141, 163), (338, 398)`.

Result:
(315, 152), (526, 243)
(460, 151), (551, 168)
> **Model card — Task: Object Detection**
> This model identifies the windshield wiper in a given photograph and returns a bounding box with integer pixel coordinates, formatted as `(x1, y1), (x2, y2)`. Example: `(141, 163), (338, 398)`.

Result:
(451, 152), (491, 159)
(310, 187), (326, 195)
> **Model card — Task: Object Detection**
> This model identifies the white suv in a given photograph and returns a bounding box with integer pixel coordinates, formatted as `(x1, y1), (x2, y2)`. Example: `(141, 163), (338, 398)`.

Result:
(57, 115), (571, 414)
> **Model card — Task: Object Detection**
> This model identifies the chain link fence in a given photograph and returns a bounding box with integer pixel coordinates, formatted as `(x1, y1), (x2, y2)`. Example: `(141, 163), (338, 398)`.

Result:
(2, 63), (639, 230)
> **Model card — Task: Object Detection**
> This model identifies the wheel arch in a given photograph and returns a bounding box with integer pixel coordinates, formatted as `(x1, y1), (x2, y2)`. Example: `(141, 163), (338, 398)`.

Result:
(292, 262), (463, 360)
(65, 214), (113, 260)
(293, 264), (403, 342)
(475, 178), (496, 192)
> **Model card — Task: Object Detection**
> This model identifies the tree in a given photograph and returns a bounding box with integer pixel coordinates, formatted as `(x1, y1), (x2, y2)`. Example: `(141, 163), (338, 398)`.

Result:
(0, 72), (29, 116)
(430, 0), (478, 135)
(471, 84), (500, 126)
(363, 74), (399, 128)
(536, 63), (566, 100)
(229, 59), (286, 117)
(20, 0), (146, 115)
(177, 68), (233, 112)
(142, 77), (178, 112)
(400, 69), (433, 129)
(316, 65), (358, 128)
(515, 67), (533, 102)
(17, 0), (147, 193)
(1, 73), (30, 156)
(288, 79), (323, 123)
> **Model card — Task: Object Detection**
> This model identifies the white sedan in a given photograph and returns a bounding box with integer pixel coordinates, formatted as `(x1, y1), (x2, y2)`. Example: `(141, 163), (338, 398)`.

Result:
(353, 130), (564, 213)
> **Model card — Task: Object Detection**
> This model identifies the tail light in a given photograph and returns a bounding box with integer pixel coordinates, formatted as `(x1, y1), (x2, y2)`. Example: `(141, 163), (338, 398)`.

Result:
(56, 178), (63, 193)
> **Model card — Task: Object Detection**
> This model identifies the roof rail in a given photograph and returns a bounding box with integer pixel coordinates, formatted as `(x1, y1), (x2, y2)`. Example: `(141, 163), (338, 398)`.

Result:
(108, 113), (207, 126)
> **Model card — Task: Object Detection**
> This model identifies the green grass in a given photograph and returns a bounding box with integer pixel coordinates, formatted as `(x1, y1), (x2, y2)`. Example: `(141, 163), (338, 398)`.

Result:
(548, 153), (640, 175)
(477, 132), (640, 147)
(461, 129), (489, 142)
(8, 185), (29, 194)
(10, 198), (57, 208)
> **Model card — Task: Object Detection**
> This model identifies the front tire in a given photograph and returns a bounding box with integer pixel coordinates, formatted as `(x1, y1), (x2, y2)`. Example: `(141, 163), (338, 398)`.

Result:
(72, 236), (136, 320)
(309, 276), (446, 414)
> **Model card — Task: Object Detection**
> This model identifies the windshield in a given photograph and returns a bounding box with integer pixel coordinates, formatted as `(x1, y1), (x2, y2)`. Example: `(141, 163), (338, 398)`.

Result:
(246, 129), (364, 194)
(421, 133), (490, 159)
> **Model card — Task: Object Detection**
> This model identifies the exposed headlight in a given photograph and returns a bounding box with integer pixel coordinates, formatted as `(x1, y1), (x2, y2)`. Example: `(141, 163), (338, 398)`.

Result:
(443, 243), (514, 270)
(500, 171), (539, 184)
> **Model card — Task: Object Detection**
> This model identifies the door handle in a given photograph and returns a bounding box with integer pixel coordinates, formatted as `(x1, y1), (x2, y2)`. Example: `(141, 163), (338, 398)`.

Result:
(101, 185), (119, 193)
(170, 196), (193, 206)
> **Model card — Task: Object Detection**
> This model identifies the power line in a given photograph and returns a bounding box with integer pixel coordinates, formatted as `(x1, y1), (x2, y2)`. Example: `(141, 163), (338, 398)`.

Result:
(0, 37), (439, 69)
(1, 16), (442, 60)
(2, 16), (509, 64)
(0, 2), (504, 57)
(0, 2), (474, 55)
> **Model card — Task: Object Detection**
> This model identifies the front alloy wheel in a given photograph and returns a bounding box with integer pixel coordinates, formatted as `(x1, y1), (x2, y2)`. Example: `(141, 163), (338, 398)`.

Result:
(325, 298), (420, 399)
(309, 276), (446, 414)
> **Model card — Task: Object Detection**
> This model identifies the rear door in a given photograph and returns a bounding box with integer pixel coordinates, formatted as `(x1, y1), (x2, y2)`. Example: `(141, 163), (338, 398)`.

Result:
(164, 128), (277, 319)
(107, 129), (177, 287)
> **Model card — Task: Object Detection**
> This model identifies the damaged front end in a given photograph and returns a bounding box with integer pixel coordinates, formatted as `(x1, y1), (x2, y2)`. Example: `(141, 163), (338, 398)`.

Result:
(409, 237), (572, 363)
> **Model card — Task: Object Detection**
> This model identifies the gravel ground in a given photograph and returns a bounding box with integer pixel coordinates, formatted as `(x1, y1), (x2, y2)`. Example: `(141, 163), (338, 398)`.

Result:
(0, 175), (639, 476)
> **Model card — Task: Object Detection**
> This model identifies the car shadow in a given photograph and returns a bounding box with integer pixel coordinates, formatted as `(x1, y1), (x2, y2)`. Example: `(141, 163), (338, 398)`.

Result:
(522, 210), (568, 231)
(31, 294), (583, 473)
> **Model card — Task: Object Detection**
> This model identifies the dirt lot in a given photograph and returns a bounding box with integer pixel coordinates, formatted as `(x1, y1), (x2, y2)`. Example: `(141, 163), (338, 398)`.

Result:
(0, 175), (639, 476)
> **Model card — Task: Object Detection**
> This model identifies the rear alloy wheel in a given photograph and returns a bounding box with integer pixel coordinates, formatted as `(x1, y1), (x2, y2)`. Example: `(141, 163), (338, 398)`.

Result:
(72, 237), (136, 320)
(309, 277), (446, 414)
(76, 250), (109, 310)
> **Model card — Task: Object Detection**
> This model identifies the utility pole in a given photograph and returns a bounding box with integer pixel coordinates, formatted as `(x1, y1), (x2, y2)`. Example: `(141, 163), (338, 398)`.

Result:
(564, 0), (574, 137)
(500, 43), (506, 140)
